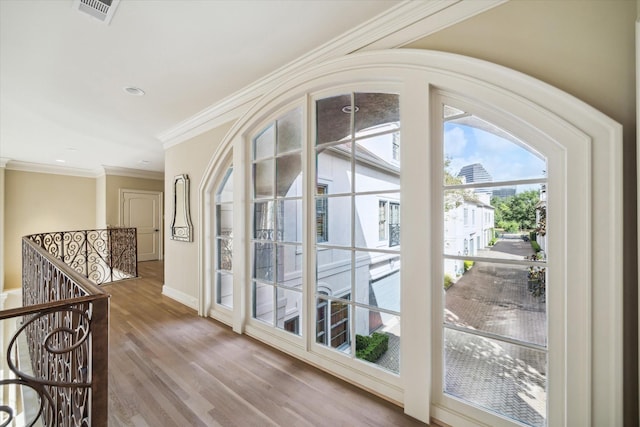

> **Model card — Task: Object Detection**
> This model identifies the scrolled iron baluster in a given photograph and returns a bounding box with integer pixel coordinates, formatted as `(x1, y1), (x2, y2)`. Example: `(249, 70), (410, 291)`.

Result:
(0, 379), (54, 427)
(26, 227), (137, 285)
(7, 307), (91, 388)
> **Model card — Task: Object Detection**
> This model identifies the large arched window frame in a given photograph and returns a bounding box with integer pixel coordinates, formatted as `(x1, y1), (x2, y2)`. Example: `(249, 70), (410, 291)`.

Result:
(200, 50), (622, 426)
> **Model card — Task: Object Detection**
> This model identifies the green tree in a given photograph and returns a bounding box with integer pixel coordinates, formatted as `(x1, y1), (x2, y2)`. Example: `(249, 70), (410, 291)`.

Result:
(491, 190), (539, 231)
(444, 159), (464, 212)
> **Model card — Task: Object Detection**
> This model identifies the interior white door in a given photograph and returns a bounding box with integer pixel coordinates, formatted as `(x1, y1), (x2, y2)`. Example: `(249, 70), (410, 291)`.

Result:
(122, 191), (162, 261)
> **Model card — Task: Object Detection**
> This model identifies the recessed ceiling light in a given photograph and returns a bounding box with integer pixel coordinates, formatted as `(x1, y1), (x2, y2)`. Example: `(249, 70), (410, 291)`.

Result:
(341, 105), (359, 113)
(139, 160), (150, 165)
(123, 86), (145, 96)
(56, 159), (66, 163)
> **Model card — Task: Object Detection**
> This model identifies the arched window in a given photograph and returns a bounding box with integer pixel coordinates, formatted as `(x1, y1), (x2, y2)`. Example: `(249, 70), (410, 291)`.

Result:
(200, 50), (622, 427)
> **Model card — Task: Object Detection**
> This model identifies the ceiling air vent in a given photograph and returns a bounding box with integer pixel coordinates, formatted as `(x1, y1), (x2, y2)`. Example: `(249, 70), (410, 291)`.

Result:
(72, 0), (120, 25)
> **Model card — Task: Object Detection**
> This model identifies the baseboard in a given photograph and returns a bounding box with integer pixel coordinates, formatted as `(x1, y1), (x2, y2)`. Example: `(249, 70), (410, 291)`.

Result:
(161, 284), (198, 310)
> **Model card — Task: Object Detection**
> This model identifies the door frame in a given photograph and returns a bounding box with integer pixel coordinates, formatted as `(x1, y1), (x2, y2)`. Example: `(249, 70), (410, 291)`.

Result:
(119, 188), (164, 261)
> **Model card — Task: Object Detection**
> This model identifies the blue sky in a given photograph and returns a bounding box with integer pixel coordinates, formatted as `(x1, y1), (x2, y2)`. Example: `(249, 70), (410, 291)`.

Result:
(444, 122), (546, 183)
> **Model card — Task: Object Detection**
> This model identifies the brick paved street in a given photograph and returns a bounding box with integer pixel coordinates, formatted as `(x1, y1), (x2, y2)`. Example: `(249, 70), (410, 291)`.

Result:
(373, 238), (547, 426)
(444, 238), (547, 427)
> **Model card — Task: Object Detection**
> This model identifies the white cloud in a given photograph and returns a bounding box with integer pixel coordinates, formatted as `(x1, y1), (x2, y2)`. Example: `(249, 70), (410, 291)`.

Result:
(444, 126), (467, 157)
(445, 124), (545, 182)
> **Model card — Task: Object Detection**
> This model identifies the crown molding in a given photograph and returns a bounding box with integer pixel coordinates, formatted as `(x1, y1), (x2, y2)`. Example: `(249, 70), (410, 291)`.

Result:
(159, 0), (507, 148)
(0, 158), (9, 168)
(5, 160), (99, 178)
(100, 165), (164, 180)
(362, 0), (508, 50)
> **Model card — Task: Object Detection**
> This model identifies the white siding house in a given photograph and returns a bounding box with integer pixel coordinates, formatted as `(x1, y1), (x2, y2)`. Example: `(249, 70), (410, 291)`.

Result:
(444, 191), (494, 278)
(256, 126), (401, 347)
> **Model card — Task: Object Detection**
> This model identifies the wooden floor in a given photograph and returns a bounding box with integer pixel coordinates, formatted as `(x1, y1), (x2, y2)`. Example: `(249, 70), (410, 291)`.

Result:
(105, 261), (427, 427)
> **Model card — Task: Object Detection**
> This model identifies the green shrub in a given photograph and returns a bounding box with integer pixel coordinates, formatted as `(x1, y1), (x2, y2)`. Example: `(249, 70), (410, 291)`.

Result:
(355, 333), (389, 363)
(531, 240), (541, 252)
(355, 334), (369, 350)
(463, 260), (474, 272)
(444, 274), (454, 290)
(488, 237), (497, 246)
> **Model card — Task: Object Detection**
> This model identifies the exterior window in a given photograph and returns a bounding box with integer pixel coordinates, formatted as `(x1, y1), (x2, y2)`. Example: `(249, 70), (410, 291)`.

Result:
(463, 208), (468, 225)
(316, 294), (350, 348)
(317, 184), (328, 242)
(315, 92), (401, 374)
(316, 297), (328, 344)
(389, 202), (400, 247)
(443, 103), (548, 426)
(330, 298), (349, 347)
(251, 107), (304, 334)
(215, 166), (233, 308)
(379, 200), (387, 241)
(284, 317), (299, 334)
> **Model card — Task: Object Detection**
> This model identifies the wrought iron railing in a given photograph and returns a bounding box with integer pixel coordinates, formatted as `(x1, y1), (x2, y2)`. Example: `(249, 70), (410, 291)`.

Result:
(389, 224), (400, 247)
(26, 227), (137, 285)
(0, 238), (109, 426)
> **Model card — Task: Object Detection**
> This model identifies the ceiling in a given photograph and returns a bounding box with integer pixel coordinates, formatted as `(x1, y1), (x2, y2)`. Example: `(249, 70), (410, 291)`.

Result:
(0, 0), (403, 174)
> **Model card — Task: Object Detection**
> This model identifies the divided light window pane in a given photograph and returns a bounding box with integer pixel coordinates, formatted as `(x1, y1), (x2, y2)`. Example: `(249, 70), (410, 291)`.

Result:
(316, 94), (351, 145)
(353, 93), (400, 139)
(316, 142), (352, 195)
(354, 193), (399, 249)
(215, 166), (233, 308)
(354, 132), (400, 193)
(442, 104), (548, 427)
(315, 92), (401, 374)
(277, 107), (303, 154)
(251, 107), (304, 335)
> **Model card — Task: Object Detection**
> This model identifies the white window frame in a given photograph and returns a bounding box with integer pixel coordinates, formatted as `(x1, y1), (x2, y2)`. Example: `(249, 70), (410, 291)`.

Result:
(214, 164), (234, 309)
(199, 50), (622, 426)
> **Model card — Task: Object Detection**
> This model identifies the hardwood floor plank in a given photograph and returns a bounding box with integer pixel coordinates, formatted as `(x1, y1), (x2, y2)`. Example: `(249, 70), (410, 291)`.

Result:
(106, 261), (427, 426)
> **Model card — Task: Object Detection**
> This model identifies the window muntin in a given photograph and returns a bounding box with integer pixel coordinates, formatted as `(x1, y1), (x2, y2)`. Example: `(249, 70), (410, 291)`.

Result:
(215, 166), (233, 308)
(442, 104), (548, 426)
(251, 107), (304, 334)
(314, 92), (401, 374)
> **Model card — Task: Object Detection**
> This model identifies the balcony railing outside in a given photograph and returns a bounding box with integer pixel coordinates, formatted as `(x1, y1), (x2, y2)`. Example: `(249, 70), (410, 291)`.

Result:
(26, 228), (137, 285)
